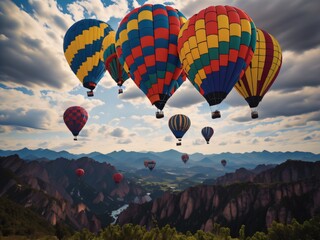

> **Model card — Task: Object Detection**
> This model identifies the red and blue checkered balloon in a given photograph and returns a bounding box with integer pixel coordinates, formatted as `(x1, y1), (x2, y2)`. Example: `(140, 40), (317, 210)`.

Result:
(63, 106), (88, 140)
(115, 4), (187, 113)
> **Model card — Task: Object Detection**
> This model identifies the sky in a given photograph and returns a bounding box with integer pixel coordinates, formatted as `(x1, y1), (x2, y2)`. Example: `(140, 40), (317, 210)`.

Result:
(0, 0), (319, 154)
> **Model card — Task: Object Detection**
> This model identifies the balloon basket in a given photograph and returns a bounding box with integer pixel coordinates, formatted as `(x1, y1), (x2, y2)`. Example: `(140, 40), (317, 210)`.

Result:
(87, 91), (94, 97)
(118, 89), (123, 94)
(74, 137), (77, 141)
(156, 111), (164, 119)
(251, 111), (258, 119)
(176, 142), (181, 146)
(211, 110), (221, 119)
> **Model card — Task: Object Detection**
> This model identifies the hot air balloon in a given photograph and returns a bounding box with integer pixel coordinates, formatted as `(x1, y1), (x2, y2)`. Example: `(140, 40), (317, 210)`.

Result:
(234, 28), (282, 119)
(115, 4), (187, 118)
(113, 172), (123, 184)
(64, 19), (113, 97)
(75, 168), (85, 177)
(201, 126), (214, 144)
(168, 114), (191, 146)
(178, 6), (257, 119)
(181, 154), (189, 164)
(101, 30), (129, 94)
(144, 160), (149, 168)
(63, 106), (88, 141)
(147, 160), (156, 171)
(221, 159), (227, 167)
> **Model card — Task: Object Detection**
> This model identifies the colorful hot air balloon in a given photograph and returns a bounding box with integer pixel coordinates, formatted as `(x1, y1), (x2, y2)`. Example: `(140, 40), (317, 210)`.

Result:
(101, 30), (129, 94)
(75, 168), (85, 177)
(201, 126), (214, 144)
(234, 28), (282, 119)
(168, 114), (191, 146)
(147, 160), (156, 171)
(113, 172), (124, 184)
(63, 19), (113, 96)
(181, 153), (189, 164)
(115, 4), (187, 118)
(63, 106), (88, 141)
(178, 6), (257, 119)
(221, 159), (227, 167)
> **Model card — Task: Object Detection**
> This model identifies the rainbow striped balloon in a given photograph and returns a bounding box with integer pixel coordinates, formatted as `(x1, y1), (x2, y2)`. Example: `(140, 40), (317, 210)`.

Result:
(178, 6), (256, 117)
(115, 4), (187, 116)
(235, 28), (282, 117)
(64, 19), (113, 96)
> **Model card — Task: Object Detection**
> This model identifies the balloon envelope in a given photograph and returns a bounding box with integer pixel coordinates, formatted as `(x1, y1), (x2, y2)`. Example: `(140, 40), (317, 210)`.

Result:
(178, 6), (256, 115)
(201, 127), (214, 144)
(101, 31), (129, 90)
(115, 4), (187, 114)
(63, 106), (88, 140)
(221, 159), (227, 167)
(181, 154), (189, 164)
(113, 173), (123, 184)
(168, 114), (191, 139)
(75, 168), (85, 177)
(234, 28), (282, 112)
(63, 19), (112, 96)
(147, 160), (156, 171)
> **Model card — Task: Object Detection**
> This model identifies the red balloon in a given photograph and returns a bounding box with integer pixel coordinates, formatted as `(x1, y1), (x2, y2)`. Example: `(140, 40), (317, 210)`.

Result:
(75, 168), (85, 177)
(113, 172), (123, 184)
(181, 154), (189, 164)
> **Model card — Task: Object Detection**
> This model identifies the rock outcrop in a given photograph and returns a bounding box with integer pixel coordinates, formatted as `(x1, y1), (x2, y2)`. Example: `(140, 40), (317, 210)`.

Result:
(117, 160), (320, 236)
(0, 155), (145, 232)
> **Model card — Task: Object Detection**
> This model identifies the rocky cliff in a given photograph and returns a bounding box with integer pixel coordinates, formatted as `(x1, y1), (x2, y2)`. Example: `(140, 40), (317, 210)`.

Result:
(117, 160), (320, 236)
(0, 155), (145, 232)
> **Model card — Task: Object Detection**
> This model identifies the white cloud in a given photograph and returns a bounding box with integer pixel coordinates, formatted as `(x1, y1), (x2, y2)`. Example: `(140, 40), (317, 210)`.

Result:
(66, 0), (130, 23)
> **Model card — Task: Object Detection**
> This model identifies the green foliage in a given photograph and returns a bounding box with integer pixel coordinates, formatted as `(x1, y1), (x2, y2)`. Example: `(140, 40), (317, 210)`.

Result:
(247, 216), (320, 240)
(0, 197), (55, 237)
(65, 216), (320, 240)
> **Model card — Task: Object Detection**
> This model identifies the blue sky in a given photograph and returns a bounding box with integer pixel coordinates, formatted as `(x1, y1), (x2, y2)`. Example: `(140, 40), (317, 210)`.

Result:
(0, 0), (319, 154)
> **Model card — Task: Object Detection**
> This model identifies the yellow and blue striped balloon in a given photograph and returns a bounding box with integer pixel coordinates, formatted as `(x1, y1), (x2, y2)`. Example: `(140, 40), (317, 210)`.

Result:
(63, 19), (113, 96)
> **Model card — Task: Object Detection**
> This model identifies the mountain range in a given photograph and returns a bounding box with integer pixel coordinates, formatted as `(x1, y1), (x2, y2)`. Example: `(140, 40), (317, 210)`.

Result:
(1, 149), (320, 237)
(1, 148), (319, 171)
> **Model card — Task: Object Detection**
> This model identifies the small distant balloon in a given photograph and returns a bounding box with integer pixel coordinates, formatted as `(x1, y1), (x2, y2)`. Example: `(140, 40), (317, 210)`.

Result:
(147, 160), (156, 171)
(181, 154), (189, 164)
(201, 127), (214, 144)
(113, 172), (123, 184)
(221, 159), (227, 167)
(75, 168), (85, 177)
